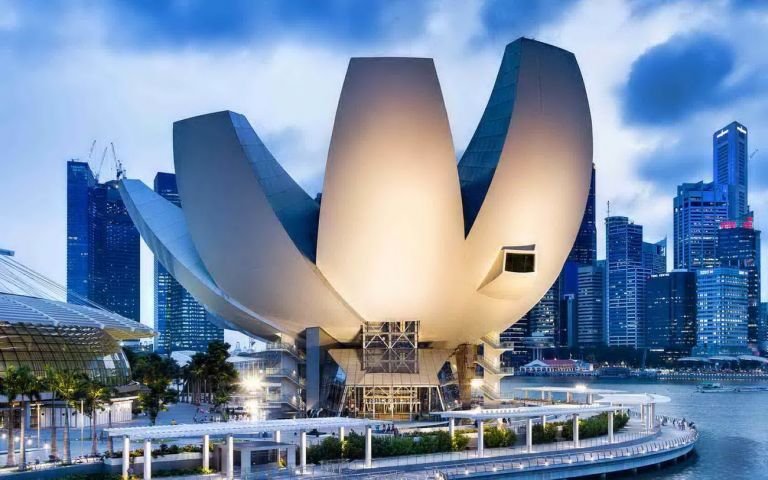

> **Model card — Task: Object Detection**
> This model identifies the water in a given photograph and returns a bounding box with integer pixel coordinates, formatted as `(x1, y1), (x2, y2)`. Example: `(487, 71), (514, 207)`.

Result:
(501, 377), (768, 480)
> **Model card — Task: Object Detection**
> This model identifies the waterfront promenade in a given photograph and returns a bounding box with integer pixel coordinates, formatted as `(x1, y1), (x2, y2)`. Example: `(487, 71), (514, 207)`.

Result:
(255, 413), (696, 479)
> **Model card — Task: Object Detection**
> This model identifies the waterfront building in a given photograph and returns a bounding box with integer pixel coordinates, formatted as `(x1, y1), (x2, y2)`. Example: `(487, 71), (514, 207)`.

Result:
(118, 38), (593, 415)
(153, 172), (223, 354)
(645, 270), (697, 357)
(673, 181), (728, 272)
(694, 267), (750, 356)
(66, 160), (140, 321)
(576, 260), (605, 346)
(717, 218), (761, 345)
(606, 216), (647, 347)
(0, 251), (153, 429)
(759, 302), (768, 352)
(643, 239), (667, 275)
(713, 121), (749, 221)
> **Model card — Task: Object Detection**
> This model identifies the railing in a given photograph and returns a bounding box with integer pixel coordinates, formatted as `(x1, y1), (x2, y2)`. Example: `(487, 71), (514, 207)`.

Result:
(480, 335), (515, 351)
(475, 357), (515, 376)
(265, 342), (306, 360)
(263, 368), (305, 386)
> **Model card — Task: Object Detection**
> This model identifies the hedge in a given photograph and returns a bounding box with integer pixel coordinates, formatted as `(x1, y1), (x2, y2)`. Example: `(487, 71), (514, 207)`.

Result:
(306, 430), (469, 464)
(561, 412), (630, 440)
(483, 426), (516, 448)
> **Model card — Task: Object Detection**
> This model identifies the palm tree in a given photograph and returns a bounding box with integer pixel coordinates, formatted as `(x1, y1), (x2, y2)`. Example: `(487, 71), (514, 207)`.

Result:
(2, 365), (41, 469)
(0, 369), (18, 468)
(78, 378), (111, 456)
(41, 368), (58, 459)
(44, 367), (81, 464)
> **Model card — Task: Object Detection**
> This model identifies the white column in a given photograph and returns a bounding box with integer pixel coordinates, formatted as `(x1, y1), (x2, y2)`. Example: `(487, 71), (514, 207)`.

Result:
(608, 411), (615, 444)
(572, 414), (580, 448)
(448, 418), (455, 440)
(275, 430), (281, 443)
(649, 404), (655, 430)
(226, 434), (234, 480)
(526, 418), (533, 453)
(202, 434), (209, 470)
(365, 426), (372, 468)
(477, 420), (484, 457)
(338, 426), (344, 443)
(587, 394), (593, 404)
(300, 430), (307, 473)
(144, 439), (152, 480)
(122, 436), (130, 480)
(540, 415), (547, 427)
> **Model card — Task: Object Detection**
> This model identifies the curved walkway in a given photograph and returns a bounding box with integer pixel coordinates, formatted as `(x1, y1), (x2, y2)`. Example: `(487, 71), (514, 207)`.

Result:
(261, 417), (697, 479)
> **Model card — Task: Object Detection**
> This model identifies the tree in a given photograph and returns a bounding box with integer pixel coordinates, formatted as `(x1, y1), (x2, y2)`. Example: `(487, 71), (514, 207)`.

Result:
(132, 353), (178, 425)
(202, 341), (239, 419)
(183, 353), (206, 405)
(78, 378), (112, 455)
(2, 365), (42, 469)
(44, 367), (82, 464)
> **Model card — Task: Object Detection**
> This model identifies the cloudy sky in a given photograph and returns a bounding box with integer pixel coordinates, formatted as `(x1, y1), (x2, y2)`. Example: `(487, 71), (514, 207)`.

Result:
(1, 0), (767, 340)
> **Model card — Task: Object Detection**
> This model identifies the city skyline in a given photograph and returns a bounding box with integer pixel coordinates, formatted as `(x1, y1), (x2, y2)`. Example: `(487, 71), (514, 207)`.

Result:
(2, 1), (768, 330)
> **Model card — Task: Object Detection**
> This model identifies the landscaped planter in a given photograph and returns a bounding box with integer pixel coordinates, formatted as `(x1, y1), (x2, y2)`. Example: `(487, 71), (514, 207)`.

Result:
(105, 452), (205, 473)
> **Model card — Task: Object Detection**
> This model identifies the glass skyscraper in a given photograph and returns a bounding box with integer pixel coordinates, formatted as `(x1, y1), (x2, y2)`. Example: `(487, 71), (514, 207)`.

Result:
(694, 267), (749, 356)
(66, 160), (95, 301)
(713, 121), (748, 221)
(673, 181), (728, 272)
(642, 239), (666, 275)
(645, 270), (697, 357)
(606, 216), (647, 347)
(717, 220), (761, 344)
(153, 172), (223, 353)
(576, 260), (605, 346)
(66, 161), (140, 321)
(569, 164), (598, 265)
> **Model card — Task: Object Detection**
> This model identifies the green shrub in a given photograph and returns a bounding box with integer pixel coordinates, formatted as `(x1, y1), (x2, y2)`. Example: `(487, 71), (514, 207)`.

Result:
(483, 426), (516, 448)
(304, 430), (463, 464)
(532, 423), (558, 444)
(562, 412), (630, 440)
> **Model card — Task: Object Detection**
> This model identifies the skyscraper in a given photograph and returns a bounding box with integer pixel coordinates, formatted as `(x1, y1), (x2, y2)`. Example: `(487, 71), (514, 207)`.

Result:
(673, 181), (728, 272)
(713, 121), (748, 220)
(154, 172), (223, 353)
(606, 216), (647, 347)
(67, 160), (140, 321)
(88, 180), (141, 321)
(569, 164), (597, 265)
(66, 160), (95, 301)
(717, 218), (761, 344)
(645, 270), (697, 357)
(694, 267), (749, 356)
(576, 260), (605, 346)
(642, 239), (667, 275)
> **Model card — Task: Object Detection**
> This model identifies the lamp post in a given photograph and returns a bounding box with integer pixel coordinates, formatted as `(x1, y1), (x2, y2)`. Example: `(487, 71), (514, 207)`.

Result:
(80, 399), (85, 457)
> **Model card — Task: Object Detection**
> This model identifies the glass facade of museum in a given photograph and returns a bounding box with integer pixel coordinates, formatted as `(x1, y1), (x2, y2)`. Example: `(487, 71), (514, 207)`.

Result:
(0, 323), (131, 385)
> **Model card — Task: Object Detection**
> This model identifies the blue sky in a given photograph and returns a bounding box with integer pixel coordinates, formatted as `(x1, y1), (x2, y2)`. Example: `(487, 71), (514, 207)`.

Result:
(2, 0), (768, 337)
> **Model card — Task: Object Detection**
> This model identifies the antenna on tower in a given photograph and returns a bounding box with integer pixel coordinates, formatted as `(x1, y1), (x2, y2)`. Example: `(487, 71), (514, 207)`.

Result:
(606, 200), (611, 218)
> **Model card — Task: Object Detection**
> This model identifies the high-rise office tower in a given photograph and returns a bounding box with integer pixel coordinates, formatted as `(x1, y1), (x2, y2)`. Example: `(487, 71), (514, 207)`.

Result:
(673, 181), (728, 272)
(694, 267), (749, 355)
(576, 260), (605, 346)
(713, 121), (749, 221)
(88, 180), (141, 321)
(569, 164), (597, 265)
(67, 160), (140, 321)
(153, 172), (223, 353)
(759, 303), (768, 352)
(606, 216), (647, 347)
(642, 239), (667, 275)
(66, 160), (95, 301)
(645, 270), (697, 356)
(717, 218), (761, 344)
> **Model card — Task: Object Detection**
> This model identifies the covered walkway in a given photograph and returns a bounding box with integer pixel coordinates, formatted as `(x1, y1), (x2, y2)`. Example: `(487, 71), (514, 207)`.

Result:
(105, 417), (388, 479)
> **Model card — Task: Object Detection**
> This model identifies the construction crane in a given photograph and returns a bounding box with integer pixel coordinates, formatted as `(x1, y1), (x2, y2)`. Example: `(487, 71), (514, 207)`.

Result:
(750, 149), (759, 160)
(86, 139), (96, 162)
(111, 142), (125, 180)
(94, 146), (108, 182)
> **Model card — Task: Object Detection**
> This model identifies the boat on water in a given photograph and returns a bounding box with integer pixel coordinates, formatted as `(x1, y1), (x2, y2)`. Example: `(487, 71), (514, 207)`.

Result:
(733, 385), (768, 392)
(696, 382), (734, 393)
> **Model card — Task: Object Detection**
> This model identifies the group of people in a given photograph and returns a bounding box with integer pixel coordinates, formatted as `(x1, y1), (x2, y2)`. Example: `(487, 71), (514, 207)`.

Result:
(660, 416), (696, 430)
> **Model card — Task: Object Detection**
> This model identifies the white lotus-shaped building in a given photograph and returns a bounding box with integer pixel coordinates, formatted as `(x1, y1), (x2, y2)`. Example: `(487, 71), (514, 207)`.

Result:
(119, 38), (592, 351)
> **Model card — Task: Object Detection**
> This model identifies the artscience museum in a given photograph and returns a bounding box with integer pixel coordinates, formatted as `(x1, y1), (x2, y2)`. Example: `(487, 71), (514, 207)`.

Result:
(119, 37), (593, 418)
